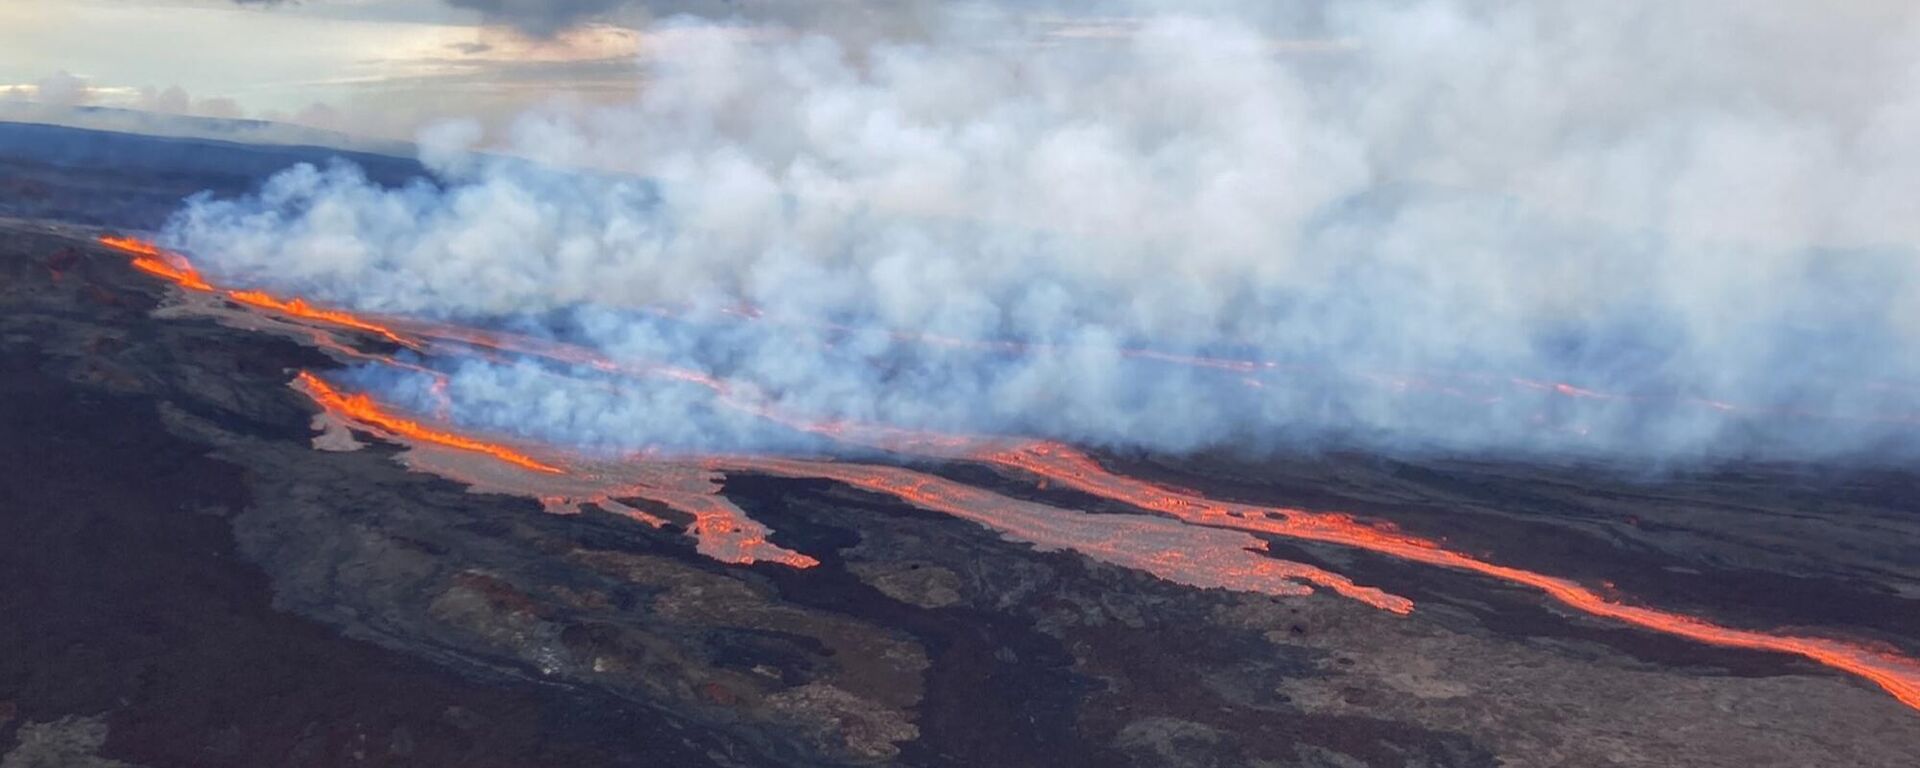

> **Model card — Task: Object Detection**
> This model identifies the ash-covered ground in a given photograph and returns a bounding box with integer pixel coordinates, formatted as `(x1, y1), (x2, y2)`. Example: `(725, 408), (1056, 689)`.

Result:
(3, 123), (1920, 767)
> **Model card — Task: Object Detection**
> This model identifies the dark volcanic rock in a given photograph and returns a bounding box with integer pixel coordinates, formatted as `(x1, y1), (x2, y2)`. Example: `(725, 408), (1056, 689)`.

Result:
(0, 345), (726, 767)
(4, 137), (1920, 767)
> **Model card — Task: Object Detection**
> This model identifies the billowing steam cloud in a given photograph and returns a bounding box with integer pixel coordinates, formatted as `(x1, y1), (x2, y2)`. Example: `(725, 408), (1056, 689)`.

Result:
(166, 0), (1920, 463)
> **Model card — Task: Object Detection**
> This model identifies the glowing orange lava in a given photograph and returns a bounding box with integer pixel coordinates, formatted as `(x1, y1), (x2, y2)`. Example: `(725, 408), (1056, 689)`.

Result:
(622, 481), (820, 568)
(398, 321), (978, 453)
(102, 236), (412, 346)
(227, 290), (414, 347)
(102, 239), (819, 568)
(719, 456), (1411, 612)
(977, 440), (1920, 711)
(106, 231), (1920, 714)
(109, 231), (1892, 431)
(101, 235), (214, 292)
(296, 371), (563, 474)
(294, 367), (818, 569)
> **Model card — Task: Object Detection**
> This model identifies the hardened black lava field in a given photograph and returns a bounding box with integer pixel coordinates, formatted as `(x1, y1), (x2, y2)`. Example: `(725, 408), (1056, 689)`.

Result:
(3, 121), (1920, 768)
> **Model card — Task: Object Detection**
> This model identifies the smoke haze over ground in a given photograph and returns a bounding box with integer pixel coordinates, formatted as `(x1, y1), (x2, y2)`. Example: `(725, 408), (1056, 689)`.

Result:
(163, 0), (1920, 463)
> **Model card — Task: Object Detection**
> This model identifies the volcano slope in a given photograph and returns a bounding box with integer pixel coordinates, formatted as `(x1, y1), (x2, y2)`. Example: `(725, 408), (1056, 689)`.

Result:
(5, 132), (1920, 768)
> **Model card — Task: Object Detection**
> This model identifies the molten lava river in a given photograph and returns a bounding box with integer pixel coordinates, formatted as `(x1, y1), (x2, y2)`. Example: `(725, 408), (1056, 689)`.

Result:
(102, 234), (1920, 715)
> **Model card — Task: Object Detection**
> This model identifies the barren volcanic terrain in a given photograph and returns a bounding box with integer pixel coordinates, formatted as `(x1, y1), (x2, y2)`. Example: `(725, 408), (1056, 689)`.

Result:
(4, 124), (1920, 768)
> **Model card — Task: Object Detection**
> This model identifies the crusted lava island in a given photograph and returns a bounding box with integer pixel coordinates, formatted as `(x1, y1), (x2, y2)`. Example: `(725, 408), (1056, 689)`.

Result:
(4, 124), (1920, 768)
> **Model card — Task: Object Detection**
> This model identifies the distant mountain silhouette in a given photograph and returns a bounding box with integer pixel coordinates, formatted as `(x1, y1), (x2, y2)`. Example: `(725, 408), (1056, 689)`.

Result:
(0, 102), (411, 156)
(0, 119), (431, 230)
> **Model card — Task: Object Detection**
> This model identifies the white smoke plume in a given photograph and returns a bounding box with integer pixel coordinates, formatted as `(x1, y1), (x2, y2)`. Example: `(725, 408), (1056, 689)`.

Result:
(165, 0), (1920, 463)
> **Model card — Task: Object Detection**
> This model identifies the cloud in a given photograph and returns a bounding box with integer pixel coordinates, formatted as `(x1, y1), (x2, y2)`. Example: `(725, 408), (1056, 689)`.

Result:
(444, 0), (629, 36)
(293, 101), (343, 131)
(202, 97), (245, 119)
(238, 0), (946, 40)
(166, 1), (1920, 464)
(33, 70), (92, 107)
(137, 85), (192, 114)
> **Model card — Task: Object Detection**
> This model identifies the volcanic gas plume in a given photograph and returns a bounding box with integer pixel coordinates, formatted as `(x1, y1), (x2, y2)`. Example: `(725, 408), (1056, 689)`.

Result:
(100, 234), (1920, 715)
(158, 2), (1920, 464)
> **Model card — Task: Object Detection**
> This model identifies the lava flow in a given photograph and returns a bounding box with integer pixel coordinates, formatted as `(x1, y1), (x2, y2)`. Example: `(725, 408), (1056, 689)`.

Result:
(105, 232), (1920, 715)
(226, 290), (415, 347)
(396, 320), (979, 454)
(100, 236), (411, 347)
(297, 371), (563, 474)
(107, 233), (1903, 433)
(720, 456), (1412, 612)
(977, 440), (1920, 712)
(104, 235), (214, 292)
(296, 370), (819, 569)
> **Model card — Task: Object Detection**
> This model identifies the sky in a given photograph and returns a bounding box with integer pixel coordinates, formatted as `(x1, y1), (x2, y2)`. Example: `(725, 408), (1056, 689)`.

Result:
(0, 0), (652, 139)
(0, 1), (1340, 143)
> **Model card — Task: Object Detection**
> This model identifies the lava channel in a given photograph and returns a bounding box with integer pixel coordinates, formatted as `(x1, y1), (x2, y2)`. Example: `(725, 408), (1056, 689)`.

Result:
(719, 456), (1412, 611)
(107, 233), (1920, 714)
(103, 235), (214, 292)
(294, 372), (818, 569)
(977, 440), (1920, 712)
(297, 371), (563, 474)
(101, 236), (412, 348)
